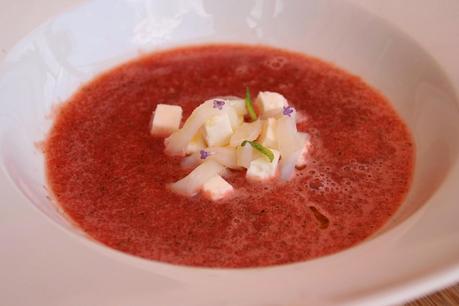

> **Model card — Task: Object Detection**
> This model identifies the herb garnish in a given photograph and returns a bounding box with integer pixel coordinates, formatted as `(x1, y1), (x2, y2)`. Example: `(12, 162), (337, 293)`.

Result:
(245, 87), (258, 121)
(241, 140), (274, 162)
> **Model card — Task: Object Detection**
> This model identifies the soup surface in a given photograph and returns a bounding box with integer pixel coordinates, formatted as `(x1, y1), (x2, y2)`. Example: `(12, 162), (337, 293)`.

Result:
(45, 45), (414, 267)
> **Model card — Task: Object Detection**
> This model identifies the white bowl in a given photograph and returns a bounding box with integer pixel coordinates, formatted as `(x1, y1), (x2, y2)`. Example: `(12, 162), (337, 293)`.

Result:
(1, 0), (459, 305)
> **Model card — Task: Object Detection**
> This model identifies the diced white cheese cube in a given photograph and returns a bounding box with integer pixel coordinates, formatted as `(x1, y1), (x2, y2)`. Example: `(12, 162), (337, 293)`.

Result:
(203, 114), (233, 147)
(246, 149), (280, 181)
(258, 118), (278, 149)
(185, 131), (206, 155)
(256, 91), (288, 118)
(150, 104), (183, 136)
(296, 132), (311, 168)
(202, 175), (234, 201)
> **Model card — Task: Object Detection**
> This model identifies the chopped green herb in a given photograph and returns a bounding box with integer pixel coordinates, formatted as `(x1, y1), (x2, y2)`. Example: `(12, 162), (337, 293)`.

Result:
(241, 140), (274, 162)
(245, 87), (258, 121)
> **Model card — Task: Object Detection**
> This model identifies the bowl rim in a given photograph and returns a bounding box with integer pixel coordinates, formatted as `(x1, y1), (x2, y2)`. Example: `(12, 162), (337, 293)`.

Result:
(1, 0), (459, 305)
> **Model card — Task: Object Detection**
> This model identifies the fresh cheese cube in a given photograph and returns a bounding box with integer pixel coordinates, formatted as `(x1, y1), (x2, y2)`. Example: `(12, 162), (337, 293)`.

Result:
(246, 149), (280, 181)
(202, 175), (234, 201)
(185, 132), (206, 155)
(203, 114), (233, 147)
(296, 132), (311, 168)
(256, 91), (288, 118)
(150, 104), (183, 136)
(258, 118), (278, 149)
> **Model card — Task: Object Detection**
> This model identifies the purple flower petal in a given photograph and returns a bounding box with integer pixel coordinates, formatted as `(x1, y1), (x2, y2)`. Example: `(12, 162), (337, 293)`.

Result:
(200, 150), (210, 160)
(213, 99), (225, 110)
(283, 105), (294, 117)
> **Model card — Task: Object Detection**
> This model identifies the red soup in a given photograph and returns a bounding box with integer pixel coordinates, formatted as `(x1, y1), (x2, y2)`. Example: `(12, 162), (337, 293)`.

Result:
(45, 45), (414, 268)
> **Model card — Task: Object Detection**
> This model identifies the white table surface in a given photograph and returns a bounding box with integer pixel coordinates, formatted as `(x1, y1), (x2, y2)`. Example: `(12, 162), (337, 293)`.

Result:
(1, 1), (458, 305)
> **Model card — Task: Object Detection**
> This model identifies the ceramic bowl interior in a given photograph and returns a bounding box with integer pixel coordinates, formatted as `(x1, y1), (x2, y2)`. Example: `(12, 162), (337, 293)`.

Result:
(1, 0), (459, 305)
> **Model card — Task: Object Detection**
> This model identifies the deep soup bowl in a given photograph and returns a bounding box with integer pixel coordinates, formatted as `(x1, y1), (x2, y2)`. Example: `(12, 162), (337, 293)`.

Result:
(1, 0), (459, 305)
